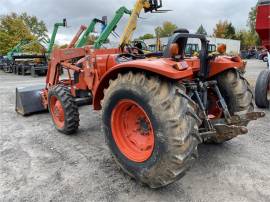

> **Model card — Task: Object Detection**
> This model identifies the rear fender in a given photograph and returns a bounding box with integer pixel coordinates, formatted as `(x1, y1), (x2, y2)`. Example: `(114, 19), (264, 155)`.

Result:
(93, 59), (193, 110)
(208, 56), (246, 77)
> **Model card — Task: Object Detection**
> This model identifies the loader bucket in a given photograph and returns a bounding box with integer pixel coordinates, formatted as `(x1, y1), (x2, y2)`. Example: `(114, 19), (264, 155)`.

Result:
(15, 85), (47, 116)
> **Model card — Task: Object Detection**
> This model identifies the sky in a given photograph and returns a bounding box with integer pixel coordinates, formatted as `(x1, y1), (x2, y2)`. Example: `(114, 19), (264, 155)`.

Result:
(0, 0), (257, 45)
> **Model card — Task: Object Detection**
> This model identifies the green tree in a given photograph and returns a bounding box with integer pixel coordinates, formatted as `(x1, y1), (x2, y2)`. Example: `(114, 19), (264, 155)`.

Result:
(0, 13), (48, 55)
(60, 44), (68, 49)
(20, 12), (48, 39)
(196, 25), (207, 35)
(248, 4), (258, 33)
(0, 14), (34, 55)
(213, 20), (228, 38)
(225, 22), (236, 39)
(235, 3), (260, 50)
(236, 29), (259, 50)
(213, 20), (236, 39)
(247, 3), (259, 45)
(155, 26), (163, 37)
(155, 21), (178, 37)
(139, 33), (154, 40)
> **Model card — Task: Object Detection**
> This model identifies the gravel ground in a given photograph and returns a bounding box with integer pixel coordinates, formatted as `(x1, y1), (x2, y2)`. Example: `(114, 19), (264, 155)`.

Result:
(0, 59), (269, 202)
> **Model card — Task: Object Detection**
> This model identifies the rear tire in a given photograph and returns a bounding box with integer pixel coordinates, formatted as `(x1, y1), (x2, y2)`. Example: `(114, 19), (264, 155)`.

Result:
(263, 56), (268, 63)
(102, 72), (201, 188)
(255, 69), (270, 108)
(48, 85), (79, 135)
(207, 69), (254, 143)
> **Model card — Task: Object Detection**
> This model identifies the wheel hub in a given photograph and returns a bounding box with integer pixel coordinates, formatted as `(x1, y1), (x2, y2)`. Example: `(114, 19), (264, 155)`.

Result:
(50, 96), (65, 128)
(54, 101), (64, 121)
(111, 99), (154, 162)
(137, 117), (150, 135)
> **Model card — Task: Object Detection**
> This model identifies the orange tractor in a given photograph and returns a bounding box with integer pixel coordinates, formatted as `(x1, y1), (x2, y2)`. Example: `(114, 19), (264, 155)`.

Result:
(16, 0), (264, 188)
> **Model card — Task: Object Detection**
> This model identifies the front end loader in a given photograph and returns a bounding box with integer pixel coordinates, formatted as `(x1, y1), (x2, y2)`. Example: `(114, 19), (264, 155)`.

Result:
(16, 0), (265, 188)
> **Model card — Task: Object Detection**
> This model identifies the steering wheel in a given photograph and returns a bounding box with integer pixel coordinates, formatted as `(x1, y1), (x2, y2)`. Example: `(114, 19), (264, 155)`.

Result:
(125, 44), (145, 55)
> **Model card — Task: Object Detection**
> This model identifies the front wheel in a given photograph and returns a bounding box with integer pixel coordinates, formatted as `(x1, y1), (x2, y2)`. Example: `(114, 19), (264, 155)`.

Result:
(101, 72), (200, 188)
(48, 85), (79, 135)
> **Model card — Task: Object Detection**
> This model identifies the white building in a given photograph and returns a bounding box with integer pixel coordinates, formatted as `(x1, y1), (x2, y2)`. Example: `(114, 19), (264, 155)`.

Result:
(144, 36), (241, 54)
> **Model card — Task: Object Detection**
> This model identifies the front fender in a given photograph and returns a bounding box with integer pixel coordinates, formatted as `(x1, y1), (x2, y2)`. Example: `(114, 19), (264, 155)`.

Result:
(93, 58), (193, 110)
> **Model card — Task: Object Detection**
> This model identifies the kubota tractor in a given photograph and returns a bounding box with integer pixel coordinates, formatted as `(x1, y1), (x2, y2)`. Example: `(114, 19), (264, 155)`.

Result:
(16, 0), (264, 188)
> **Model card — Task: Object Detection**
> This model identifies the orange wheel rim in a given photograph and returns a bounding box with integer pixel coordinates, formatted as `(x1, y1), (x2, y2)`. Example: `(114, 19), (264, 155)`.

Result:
(111, 99), (154, 163)
(49, 95), (65, 128)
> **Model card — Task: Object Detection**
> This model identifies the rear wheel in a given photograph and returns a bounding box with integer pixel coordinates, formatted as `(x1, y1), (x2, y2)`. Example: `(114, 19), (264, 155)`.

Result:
(207, 69), (254, 143)
(255, 69), (270, 108)
(102, 72), (201, 188)
(48, 85), (79, 135)
(263, 55), (268, 63)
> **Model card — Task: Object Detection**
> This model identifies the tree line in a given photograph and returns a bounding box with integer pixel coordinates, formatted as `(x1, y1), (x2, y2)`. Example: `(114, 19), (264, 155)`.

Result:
(0, 13), (48, 55)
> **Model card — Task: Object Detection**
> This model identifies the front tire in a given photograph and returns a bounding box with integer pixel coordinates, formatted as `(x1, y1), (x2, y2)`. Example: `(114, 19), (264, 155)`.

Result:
(101, 72), (201, 188)
(48, 85), (79, 135)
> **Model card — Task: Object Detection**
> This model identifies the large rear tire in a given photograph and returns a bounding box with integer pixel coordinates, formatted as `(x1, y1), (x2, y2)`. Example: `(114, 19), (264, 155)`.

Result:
(207, 69), (254, 143)
(101, 72), (201, 188)
(48, 85), (79, 135)
(263, 55), (268, 63)
(255, 69), (270, 108)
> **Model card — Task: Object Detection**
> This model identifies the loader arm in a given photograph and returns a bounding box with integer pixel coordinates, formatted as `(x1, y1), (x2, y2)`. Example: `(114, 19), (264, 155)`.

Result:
(6, 39), (30, 60)
(119, 0), (150, 49)
(93, 7), (131, 49)
(119, 0), (164, 49)
(68, 25), (87, 48)
(47, 19), (67, 55)
(76, 17), (107, 48)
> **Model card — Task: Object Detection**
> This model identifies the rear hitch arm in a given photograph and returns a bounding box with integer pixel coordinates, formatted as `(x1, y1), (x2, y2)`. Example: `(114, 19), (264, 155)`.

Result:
(200, 111), (266, 142)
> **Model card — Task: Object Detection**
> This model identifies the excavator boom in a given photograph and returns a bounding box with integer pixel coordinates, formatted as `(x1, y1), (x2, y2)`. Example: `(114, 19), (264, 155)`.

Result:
(119, 0), (165, 49)
(76, 17), (107, 48)
(6, 39), (30, 60)
(93, 7), (131, 49)
(47, 19), (67, 55)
